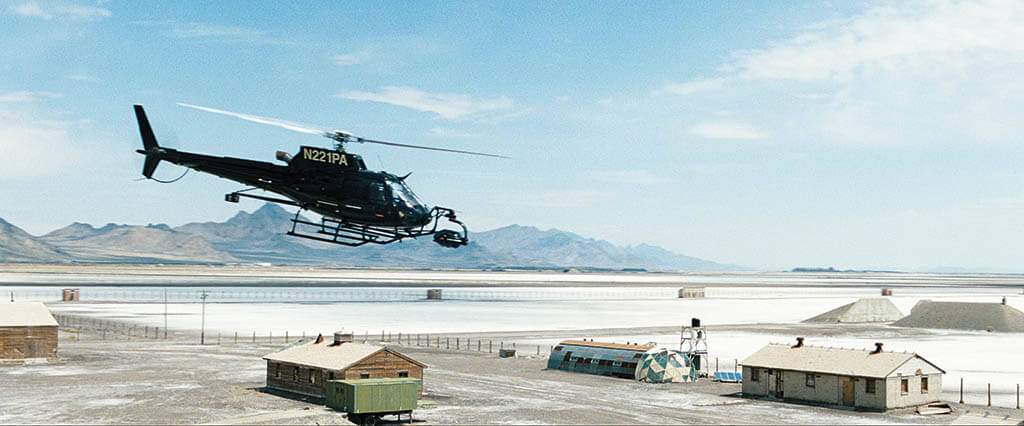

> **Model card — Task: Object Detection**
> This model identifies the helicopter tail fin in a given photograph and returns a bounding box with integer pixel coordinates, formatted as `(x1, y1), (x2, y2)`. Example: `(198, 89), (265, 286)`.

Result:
(134, 105), (162, 178)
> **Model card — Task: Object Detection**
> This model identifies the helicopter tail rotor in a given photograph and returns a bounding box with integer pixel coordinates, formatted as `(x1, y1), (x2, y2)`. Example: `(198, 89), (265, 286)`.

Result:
(134, 105), (163, 179)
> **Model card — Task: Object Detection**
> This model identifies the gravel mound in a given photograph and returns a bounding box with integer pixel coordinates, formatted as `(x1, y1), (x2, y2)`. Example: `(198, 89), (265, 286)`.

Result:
(802, 298), (903, 323)
(892, 300), (1024, 332)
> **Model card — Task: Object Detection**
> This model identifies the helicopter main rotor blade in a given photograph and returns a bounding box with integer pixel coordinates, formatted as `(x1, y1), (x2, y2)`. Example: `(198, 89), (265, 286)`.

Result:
(179, 102), (508, 159)
(354, 137), (510, 159)
(177, 103), (336, 137)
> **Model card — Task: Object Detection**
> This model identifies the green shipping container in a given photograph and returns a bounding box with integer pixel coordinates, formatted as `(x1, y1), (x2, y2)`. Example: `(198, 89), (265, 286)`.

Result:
(325, 378), (421, 415)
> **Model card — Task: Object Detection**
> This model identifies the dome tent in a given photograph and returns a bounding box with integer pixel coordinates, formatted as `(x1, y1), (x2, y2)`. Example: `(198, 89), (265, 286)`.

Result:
(634, 347), (698, 383)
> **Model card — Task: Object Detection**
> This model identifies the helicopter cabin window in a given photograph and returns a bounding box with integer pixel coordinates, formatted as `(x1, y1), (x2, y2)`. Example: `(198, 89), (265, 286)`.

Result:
(341, 179), (367, 203)
(369, 182), (386, 206)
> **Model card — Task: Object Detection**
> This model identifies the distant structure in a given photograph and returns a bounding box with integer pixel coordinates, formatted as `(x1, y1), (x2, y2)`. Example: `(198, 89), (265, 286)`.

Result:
(741, 338), (944, 410)
(426, 289), (443, 300)
(678, 287), (705, 298)
(263, 331), (426, 399)
(881, 288), (893, 296)
(1, 302), (59, 363)
(892, 300), (1024, 332)
(802, 298), (903, 324)
(547, 340), (654, 379)
(61, 289), (80, 302)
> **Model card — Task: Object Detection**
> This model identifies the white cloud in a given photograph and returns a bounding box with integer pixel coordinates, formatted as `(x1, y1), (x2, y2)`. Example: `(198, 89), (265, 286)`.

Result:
(12, 2), (110, 20)
(170, 22), (262, 39)
(0, 107), (80, 178)
(729, 0), (1024, 82)
(589, 170), (671, 185)
(13, 2), (50, 19)
(688, 122), (767, 140)
(333, 54), (360, 66)
(0, 91), (62, 102)
(663, 78), (725, 95)
(429, 127), (481, 138)
(338, 86), (514, 120)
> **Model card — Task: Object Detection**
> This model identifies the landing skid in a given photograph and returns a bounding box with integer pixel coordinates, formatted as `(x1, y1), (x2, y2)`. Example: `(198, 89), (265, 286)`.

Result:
(224, 189), (467, 248)
(286, 207), (468, 247)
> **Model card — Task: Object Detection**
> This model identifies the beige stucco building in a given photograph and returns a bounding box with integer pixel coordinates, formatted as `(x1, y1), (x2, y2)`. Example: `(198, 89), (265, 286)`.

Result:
(741, 339), (944, 411)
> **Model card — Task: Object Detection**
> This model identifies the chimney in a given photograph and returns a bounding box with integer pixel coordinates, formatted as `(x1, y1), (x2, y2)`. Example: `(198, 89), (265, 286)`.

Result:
(314, 333), (324, 344)
(331, 330), (353, 346)
(792, 337), (804, 348)
(871, 342), (883, 354)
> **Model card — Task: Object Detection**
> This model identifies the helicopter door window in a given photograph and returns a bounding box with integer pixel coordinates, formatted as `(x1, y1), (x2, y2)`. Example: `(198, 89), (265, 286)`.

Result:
(369, 183), (386, 206)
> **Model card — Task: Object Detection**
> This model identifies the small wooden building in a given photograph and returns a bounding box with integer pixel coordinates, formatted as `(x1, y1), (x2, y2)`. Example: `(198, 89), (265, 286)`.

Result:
(263, 332), (426, 399)
(1, 302), (59, 362)
(741, 338), (944, 411)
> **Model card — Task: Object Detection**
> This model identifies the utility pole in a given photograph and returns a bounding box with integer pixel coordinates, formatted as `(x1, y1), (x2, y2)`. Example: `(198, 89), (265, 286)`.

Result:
(200, 290), (209, 345)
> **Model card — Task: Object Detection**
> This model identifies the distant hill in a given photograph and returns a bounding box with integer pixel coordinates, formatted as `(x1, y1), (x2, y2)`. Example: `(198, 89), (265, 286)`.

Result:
(2, 205), (739, 270)
(0, 218), (71, 263)
(40, 223), (236, 264)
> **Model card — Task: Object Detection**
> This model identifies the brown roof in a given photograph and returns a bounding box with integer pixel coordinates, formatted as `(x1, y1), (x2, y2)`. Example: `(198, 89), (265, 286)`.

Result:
(263, 341), (426, 371)
(559, 340), (654, 352)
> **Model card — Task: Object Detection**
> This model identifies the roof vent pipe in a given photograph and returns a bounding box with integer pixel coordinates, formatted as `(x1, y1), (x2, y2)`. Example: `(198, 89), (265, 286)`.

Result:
(871, 342), (883, 354)
(792, 337), (804, 348)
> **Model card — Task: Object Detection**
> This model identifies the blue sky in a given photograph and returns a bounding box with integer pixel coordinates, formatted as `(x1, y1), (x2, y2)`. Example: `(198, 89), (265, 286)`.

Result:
(2, 1), (1023, 271)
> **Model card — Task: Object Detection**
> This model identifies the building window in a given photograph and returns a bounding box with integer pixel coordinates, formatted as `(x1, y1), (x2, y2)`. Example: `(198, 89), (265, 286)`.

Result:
(805, 374), (815, 388)
(398, 371), (409, 378)
(751, 369), (760, 382)
(360, 373), (370, 379)
(921, 377), (928, 392)
(866, 378), (876, 394)
(901, 378), (909, 395)
(274, 365), (280, 378)
(310, 372), (316, 384)
(293, 367), (299, 381)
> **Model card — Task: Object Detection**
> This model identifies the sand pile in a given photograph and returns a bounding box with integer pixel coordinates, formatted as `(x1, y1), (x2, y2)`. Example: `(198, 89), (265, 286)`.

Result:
(802, 298), (904, 323)
(892, 300), (1024, 332)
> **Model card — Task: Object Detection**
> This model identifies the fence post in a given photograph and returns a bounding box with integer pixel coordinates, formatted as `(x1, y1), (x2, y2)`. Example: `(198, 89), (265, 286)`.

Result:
(446, 337), (450, 349)
(382, 330), (385, 341)
(960, 378), (964, 404)
(489, 341), (492, 353)
(253, 331), (256, 343)
(716, 357), (719, 372)
(478, 340), (481, 351)
(285, 331), (289, 343)
(235, 332), (238, 344)
(218, 333), (221, 345)
(735, 359), (738, 374)
(537, 345), (540, 355)
(988, 383), (992, 407)
(456, 337), (460, 350)
(269, 331), (272, 343)
(399, 332), (402, 344)
(1017, 383), (1020, 409)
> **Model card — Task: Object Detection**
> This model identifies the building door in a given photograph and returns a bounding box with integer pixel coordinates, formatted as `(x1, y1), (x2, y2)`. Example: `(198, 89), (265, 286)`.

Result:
(842, 378), (855, 406)
(775, 372), (784, 398)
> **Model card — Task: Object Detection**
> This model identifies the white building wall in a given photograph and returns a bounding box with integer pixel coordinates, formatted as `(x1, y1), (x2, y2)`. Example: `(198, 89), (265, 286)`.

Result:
(885, 373), (942, 408)
(742, 366), (769, 396)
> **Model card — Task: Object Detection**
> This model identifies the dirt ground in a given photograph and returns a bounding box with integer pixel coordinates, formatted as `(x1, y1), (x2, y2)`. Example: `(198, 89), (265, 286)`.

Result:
(3, 324), (1001, 425)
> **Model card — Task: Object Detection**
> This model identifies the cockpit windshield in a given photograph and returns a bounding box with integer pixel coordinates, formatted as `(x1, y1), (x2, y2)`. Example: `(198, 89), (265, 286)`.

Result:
(388, 180), (424, 209)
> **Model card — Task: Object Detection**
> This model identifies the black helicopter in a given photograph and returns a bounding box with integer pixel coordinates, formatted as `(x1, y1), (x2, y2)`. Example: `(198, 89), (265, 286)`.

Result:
(133, 104), (505, 248)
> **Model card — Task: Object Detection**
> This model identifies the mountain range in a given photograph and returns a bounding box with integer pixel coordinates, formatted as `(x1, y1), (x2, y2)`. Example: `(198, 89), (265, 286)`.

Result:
(0, 204), (739, 270)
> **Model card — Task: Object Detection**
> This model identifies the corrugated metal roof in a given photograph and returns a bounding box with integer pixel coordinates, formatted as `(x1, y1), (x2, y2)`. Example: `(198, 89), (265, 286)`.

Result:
(741, 343), (943, 378)
(0, 302), (58, 327)
(559, 340), (654, 352)
(263, 341), (425, 371)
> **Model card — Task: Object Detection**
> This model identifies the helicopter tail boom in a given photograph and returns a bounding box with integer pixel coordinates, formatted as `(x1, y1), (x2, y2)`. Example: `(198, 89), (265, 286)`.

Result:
(134, 105), (162, 178)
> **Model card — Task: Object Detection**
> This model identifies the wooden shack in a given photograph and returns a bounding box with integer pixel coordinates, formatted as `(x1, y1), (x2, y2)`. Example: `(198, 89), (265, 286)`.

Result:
(263, 331), (426, 399)
(1, 302), (59, 362)
(678, 287), (706, 298)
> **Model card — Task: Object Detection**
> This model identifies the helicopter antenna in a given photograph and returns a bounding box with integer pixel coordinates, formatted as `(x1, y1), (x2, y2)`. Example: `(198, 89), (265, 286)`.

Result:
(178, 102), (509, 159)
